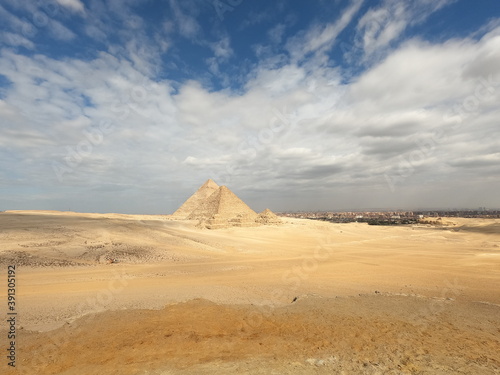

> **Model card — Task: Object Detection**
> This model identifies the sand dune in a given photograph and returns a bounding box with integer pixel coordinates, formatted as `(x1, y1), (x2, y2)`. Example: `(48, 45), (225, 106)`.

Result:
(457, 222), (500, 235)
(0, 211), (499, 374)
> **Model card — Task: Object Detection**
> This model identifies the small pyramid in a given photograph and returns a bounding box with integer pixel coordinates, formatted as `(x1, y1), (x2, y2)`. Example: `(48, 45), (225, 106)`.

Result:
(172, 179), (219, 219)
(188, 186), (258, 223)
(256, 208), (282, 225)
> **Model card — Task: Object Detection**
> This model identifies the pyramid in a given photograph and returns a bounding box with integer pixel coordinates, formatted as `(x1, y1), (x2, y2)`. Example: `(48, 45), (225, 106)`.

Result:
(172, 179), (219, 219)
(173, 180), (281, 229)
(255, 208), (282, 225)
(188, 185), (258, 223)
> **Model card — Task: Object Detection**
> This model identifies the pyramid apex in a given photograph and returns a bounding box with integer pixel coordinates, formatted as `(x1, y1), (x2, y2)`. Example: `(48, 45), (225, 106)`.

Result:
(202, 179), (218, 187)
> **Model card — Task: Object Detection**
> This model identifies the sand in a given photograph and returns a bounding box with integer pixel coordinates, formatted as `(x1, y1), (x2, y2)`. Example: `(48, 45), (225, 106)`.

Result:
(0, 210), (499, 374)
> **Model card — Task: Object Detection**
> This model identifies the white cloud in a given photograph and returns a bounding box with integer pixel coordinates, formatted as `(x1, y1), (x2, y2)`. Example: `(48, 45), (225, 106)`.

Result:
(463, 32), (500, 80)
(210, 36), (233, 59)
(0, 4), (36, 40)
(55, 0), (85, 13)
(268, 23), (286, 45)
(349, 28), (500, 113)
(49, 19), (77, 41)
(245, 64), (307, 95)
(0, 32), (35, 49)
(168, 0), (201, 40)
(0, 49), (179, 192)
(353, 0), (455, 62)
(286, 0), (364, 62)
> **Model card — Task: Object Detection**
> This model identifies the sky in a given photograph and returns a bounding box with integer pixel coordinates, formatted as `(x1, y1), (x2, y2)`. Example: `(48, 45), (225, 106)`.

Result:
(0, 0), (499, 214)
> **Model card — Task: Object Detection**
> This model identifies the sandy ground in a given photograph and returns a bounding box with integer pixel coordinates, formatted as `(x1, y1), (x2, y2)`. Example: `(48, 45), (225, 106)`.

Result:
(0, 210), (499, 374)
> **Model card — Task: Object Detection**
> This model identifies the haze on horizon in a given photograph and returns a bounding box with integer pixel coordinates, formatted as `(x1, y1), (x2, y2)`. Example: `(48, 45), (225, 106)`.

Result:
(0, 0), (499, 214)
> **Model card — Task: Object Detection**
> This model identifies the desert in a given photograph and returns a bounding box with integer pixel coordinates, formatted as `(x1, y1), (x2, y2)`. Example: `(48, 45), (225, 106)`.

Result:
(2, 1), (500, 373)
(0, 203), (499, 374)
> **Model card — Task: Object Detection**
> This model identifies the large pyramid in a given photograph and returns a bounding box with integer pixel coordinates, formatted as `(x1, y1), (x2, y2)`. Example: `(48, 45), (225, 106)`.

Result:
(188, 186), (256, 220)
(172, 179), (219, 219)
(172, 180), (282, 229)
(172, 180), (259, 228)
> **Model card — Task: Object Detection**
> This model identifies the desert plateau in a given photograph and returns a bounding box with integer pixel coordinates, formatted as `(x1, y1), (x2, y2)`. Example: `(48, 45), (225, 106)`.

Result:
(0, 207), (499, 374)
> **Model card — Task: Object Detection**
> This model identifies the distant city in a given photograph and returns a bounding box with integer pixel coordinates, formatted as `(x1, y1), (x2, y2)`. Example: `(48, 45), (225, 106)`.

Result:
(277, 209), (500, 225)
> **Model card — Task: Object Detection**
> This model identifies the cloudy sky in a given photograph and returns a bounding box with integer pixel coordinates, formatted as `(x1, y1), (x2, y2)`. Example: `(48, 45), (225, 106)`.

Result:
(0, 0), (499, 214)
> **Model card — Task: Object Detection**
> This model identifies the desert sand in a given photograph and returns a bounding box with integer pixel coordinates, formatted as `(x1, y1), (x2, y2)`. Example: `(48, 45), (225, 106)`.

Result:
(0, 210), (499, 374)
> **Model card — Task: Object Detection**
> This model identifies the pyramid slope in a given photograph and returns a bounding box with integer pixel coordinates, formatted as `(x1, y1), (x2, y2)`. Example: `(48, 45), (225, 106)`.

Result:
(188, 186), (257, 221)
(172, 179), (219, 219)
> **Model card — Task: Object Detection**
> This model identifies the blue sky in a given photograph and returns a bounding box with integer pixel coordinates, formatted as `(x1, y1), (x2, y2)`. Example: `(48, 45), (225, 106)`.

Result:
(0, 0), (499, 213)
